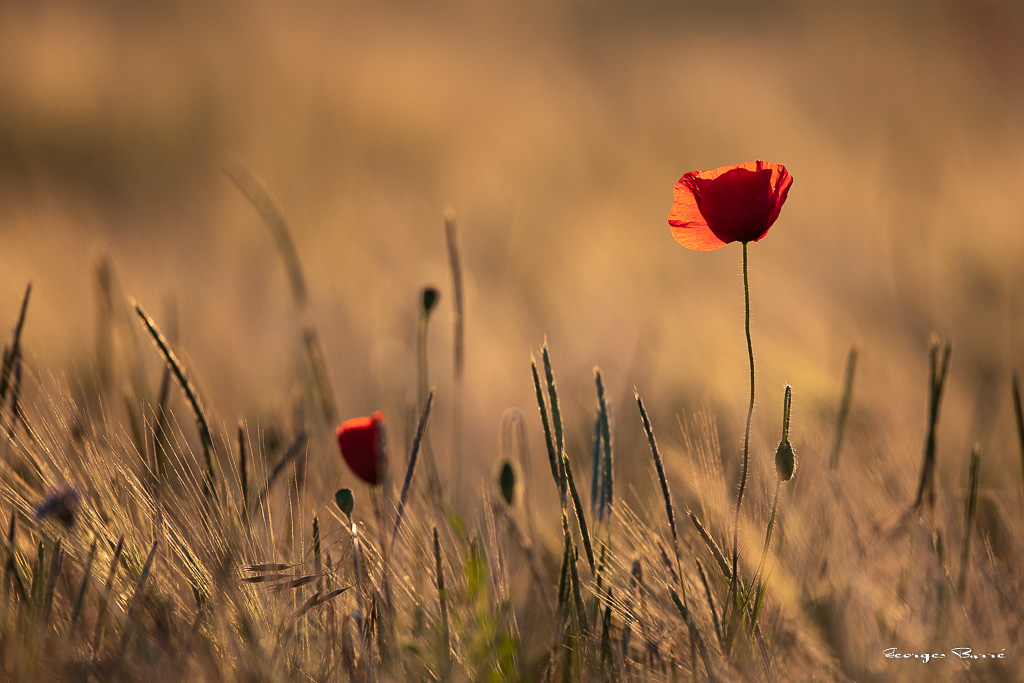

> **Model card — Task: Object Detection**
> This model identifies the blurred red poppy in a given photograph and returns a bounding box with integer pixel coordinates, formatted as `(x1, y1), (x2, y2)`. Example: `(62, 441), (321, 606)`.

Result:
(669, 161), (793, 251)
(336, 411), (386, 486)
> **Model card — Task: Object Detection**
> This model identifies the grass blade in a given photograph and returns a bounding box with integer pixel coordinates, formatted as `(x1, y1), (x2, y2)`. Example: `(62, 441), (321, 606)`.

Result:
(238, 421), (248, 517)
(541, 345), (566, 494)
(689, 510), (731, 580)
(829, 345), (858, 470)
(669, 587), (716, 682)
(391, 389), (434, 550)
(313, 514), (322, 591)
(590, 411), (602, 520)
(445, 213), (465, 484)
(39, 539), (63, 629)
(958, 444), (981, 595)
(116, 541), (159, 653)
(92, 535), (125, 653)
(635, 390), (682, 580)
(71, 538), (98, 628)
(1013, 372), (1024, 494)
(134, 301), (217, 500)
(913, 338), (952, 511)
(433, 526), (451, 673)
(562, 453), (595, 574)
(594, 368), (613, 523)
(531, 358), (561, 497)
(556, 516), (572, 619)
(695, 558), (723, 647)
(253, 431), (309, 510)
(0, 283), (31, 409)
(224, 158), (338, 423)
(4, 513), (28, 604)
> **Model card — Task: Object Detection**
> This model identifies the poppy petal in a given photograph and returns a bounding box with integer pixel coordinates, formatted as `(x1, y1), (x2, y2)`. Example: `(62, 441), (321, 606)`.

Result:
(336, 412), (385, 485)
(668, 160), (792, 250)
(669, 173), (729, 251)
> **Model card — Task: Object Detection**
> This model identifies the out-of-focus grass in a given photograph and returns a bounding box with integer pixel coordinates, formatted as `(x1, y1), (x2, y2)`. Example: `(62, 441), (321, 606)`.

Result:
(1, 1), (1024, 680)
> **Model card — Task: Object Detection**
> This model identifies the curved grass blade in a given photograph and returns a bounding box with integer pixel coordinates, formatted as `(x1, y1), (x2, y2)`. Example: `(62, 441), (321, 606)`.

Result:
(445, 213), (465, 481)
(391, 389), (434, 550)
(224, 158), (337, 423)
(134, 302), (217, 500)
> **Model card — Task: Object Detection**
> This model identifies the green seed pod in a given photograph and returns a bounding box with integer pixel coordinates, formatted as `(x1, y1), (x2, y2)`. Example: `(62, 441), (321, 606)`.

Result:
(498, 460), (517, 506)
(335, 488), (355, 518)
(775, 439), (796, 482)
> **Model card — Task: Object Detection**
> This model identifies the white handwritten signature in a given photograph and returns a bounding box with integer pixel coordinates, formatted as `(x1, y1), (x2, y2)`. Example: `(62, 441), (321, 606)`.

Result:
(884, 647), (1006, 663)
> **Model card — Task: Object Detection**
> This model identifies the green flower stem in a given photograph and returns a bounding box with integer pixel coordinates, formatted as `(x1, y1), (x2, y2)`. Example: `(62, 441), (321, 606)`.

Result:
(730, 242), (755, 605)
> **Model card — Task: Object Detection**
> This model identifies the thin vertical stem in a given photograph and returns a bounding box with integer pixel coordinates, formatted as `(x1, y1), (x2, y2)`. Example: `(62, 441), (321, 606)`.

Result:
(1012, 372), (1024, 495)
(433, 526), (451, 672)
(445, 215), (465, 487)
(829, 346), (859, 470)
(238, 422), (248, 517)
(731, 242), (755, 603)
(958, 444), (981, 596)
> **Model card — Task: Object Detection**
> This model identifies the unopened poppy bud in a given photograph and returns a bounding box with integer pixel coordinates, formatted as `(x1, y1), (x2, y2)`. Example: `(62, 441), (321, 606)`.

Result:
(774, 384), (795, 482)
(421, 287), (440, 315)
(498, 460), (517, 506)
(335, 488), (355, 518)
(775, 439), (796, 482)
(335, 411), (386, 486)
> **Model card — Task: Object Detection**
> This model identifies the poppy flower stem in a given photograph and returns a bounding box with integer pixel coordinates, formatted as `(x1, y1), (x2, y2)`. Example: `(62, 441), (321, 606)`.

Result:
(730, 242), (755, 609)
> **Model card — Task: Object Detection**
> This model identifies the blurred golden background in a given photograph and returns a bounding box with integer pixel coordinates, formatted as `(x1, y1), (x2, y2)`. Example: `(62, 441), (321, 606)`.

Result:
(2, 0), (1023, 506)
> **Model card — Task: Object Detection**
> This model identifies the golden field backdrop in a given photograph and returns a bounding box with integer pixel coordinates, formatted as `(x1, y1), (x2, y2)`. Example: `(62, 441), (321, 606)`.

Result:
(2, 0), (1023, 533)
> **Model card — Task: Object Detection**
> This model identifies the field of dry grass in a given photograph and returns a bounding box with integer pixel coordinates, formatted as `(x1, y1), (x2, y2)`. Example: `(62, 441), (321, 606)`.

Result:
(2, 1), (1024, 680)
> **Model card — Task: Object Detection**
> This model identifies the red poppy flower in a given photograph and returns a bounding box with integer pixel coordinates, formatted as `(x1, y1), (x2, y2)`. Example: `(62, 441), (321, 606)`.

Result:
(336, 411), (386, 486)
(669, 161), (793, 251)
